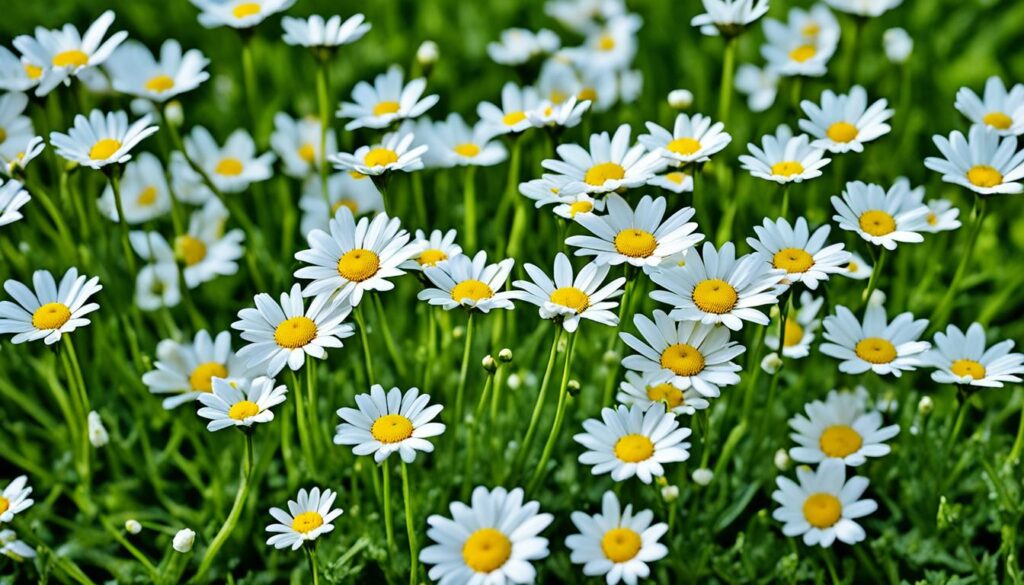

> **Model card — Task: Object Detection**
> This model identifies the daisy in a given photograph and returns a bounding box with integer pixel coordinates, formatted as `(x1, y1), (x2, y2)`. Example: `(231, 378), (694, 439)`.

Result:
(924, 124), (1024, 196)
(191, 0), (296, 29)
(334, 385), (446, 463)
(96, 152), (170, 224)
(919, 199), (961, 233)
(620, 310), (744, 398)
(0, 93), (34, 164)
(0, 475), (33, 523)
(477, 82), (540, 139)
(174, 199), (245, 288)
(487, 28), (560, 66)
(420, 486), (553, 584)
(0, 529), (35, 560)
(650, 241), (784, 331)
(561, 14), (642, 75)
(639, 113), (732, 167)
(526, 95), (591, 130)
(830, 180), (929, 250)
(789, 395), (899, 466)
(281, 14), (371, 48)
(841, 252), (872, 280)
(142, 330), (256, 410)
(575, 404), (691, 484)
(820, 304), (930, 377)
(647, 171), (694, 194)
(12, 10), (127, 96)
(546, 0), (627, 34)
(883, 27), (913, 63)
(2, 135), (46, 176)
(924, 323), (1024, 388)
(566, 490), (669, 585)
(418, 252), (517, 313)
(747, 216), (851, 290)
(197, 376), (287, 432)
(0, 179), (30, 228)
(294, 208), (414, 305)
(330, 131), (428, 177)
(270, 113), (336, 179)
(772, 459), (877, 548)
(520, 176), (605, 220)
(761, 5), (840, 78)
(691, 0), (770, 37)
(566, 194), (704, 272)
(135, 261), (181, 311)
(735, 63), (779, 113)
(233, 283), (354, 376)
(799, 86), (893, 153)
(298, 172), (382, 236)
(400, 228), (463, 271)
(0, 268), (101, 345)
(184, 127), (275, 193)
(266, 487), (343, 551)
(617, 370), (710, 416)
(954, 76), (1024, 136)
(50, 110), (158, 170)
(106, 40), (210, 102)
(739, 125), (831, 184)
(0, 46), (40, 93)
(421, 113), (508, 168)
(542, 124), (665, 196)
(336, 65), (438, 131)
(513, 253), (626, 332)
(765, 291), (824, 359)
(168, 151), (214, 204)
(825, 0), (901, 17)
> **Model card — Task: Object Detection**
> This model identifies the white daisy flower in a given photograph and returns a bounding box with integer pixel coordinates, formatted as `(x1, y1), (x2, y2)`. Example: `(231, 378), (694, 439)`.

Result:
(191, 0), (296, 29)
(281, 13), (370, 48)
(546, 0), (627, 34)
(789, 395), (900, 467)
(919, 199), (961, 233)
(513, 253), (626, 332)
(616, 370), (710, 416)
(761, 5), (840, 78)
(543, 124), (665, 196)
(487, 28), (560, 66)
(575, 403), (691, 484)
(0, 46), (41, 93)
(647, 171), (694, 194)
(830, 180), (929, 250)
(330, 131), (428, 177)
(270, 113), (336, 179)
(421, 113), (508, 168)
(0, 476), (33, 524)
(825, 0), (901, 17)
(566, 490), (669, 585)
(298, 172), (382, 236)
(96, 152), (170, 224)
(12, 10), (127, 96)
(520, 175), (606, 220)
(2, 135), (46, 176)
(171, 199), (245, 288)
(400, 228), (463, 271)
(650, 241), (784, 331)
(747, 216), (851, 290)
(0, 529), (35, 560)
(106, 40), (209, 102)
(739, 125), (831, 184)
(691, 0), (770, 37)
(50, 110), (158, 170)
(294, 208), (414, 305)
(882, 27), (913, 63)
(765, 291), (824, 359)
(639, 113), (732, 166)
(334, 385), (446, 463)
(135, 261), (181, 311)
(168, 151), (213, 204)
(841, 251), (872, 280)
(0, 179), (30, 228)
(561, 14), (642, 76)
(799, 86), (893, 153)
(142, 330), (256, 410)
(184, 126), (275, 193)
(197, 376), (287, 432)
(925, 323), (1024, 388)
(418, 251), (517, 313)
(620, 310), (744, 398)
(954, 76), (1024, 136)
(336, 65), (438, 131)
(735, 63), (779, 113)
(0, 268), (101, 345)
(566, 194), (704, 273)
(772, 459), (877, 548)
(477, 82), (540, 139)
(820, 304), (930, 377)
(420, 486), (553, 585)
(233, 283), (355, 376)
(924, 124), (1024, 196)
(526, 95), (591, 130)
(266, 487), (343, 551)
(0, 93), (34, 164)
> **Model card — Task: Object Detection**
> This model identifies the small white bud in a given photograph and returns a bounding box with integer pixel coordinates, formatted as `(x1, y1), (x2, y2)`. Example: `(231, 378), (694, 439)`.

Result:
(88, 411), (109, 448)
(691, 468), (714, 486)
(417, 41), (439, 66)
(507, 373), (522, 390)
(172, 528), (195, 553)
(774, 448), (790, 471)
(125, 520), (142, 535)
(660, 485), (680, 502)
(769, 304), (781, 318)
(498, 348), (513, 362)
(482, 355), (497, 372)
(883, 28), (913, 64)
(667, 89), (693, 110)
(164, 101), (184, 127)
(868, 289), (887, 307)
(918, 395), (934, 415)
(602, 350), (619, 366)
(18, 241), (30, 254)
(452, 326), (465, 340)
(761, 353), (783, 375)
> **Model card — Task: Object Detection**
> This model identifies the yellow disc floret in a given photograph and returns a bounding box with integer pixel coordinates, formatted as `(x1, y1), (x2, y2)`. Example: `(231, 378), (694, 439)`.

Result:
(601, 527), (642, 563)
(227, 400), (259, 420)
(451, 279), (493, 302)
(803, 493), (842, 528)
(274, 316), (317, 349)
(659, 343), (705, 376)
(819, 425), (863, 458)
(190, 362), (228, 392)
(854, 337), (897, 364)
(549, 286), (590, 313)
(462, 528), (512, 573)
(613, 229), (657, 258)
(370, 414), (414, 443)
(32, 302), (72, 330)
(692, 279), (738, 314)
(584, 162), (625, 186)
(337, 248), (380, 282)
(614, 434), (655, 463)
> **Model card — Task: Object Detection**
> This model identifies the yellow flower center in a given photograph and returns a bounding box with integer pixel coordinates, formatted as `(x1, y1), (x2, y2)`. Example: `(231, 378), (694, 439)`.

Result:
(451, 279), (494, 302)
(454, 143), (481, 158)
(175, 235), (207, 266)
(370, 414), (414, 443)
(983, 111), (1013, 130)
(331, 198), (359, 216)
(89, 139), (122, 161)
(364, 148), (399, 168)
(291, 511), (325, 534)
(692, 279), (738, 314)
(783, 319), (804, 347)
(52, 49), (89, 68)
(827, 121), (859, 143)
(215, 157), (244, 176)
(802, 22), (821, 36)
(858, 210), (896, 237)
(502, 111), (526, 126)
(144, 74), (175, 93)
(601, 527), (642, 563)
(614, 434), (655, 463)
(966, 165), (1002, 188)
(789, 44), (817, 62)
(549, 90), (568, 105)
(951, 358), (986, 379)
(372, 101), (401, 117)
(577, 87), (598, 102)
(771, 161), (804, 177)
(336, 248), (380, 282)
(0, 496), (8, 515)
(0, 128), (6, 144)
(646, 383), (684, 409)
(613, 229), (657, 258)
(665, 172), (688, 184)
(24, 64), (43, 79)
(597, 34), (616, 51)
(854, 337), (897, 364)
(847, 261), (859, 273)
(136, 185), (159, 207)
(232, 2), (261, 18)
(298, 143), (316, 163)
(274, 316), (317, 349)
(803, 493), (842, 528)
(32, 302), (71, 330)
(462, 528), (512, 573)
(417, 249), (448, 266)
(569, 200), (594, 217)
(189, 362), (228, 392)
(659, 343), (706, 376)
(667, 137), (701, 156)
(349, 171), (368, 180)
(584, 162), (625, 186)
(549, 286), (590, 313)
(773, 247), (815, 273)
(926, 212), (938, 226)
(227, 400), (259, 420)
(819, 425), (863, 458)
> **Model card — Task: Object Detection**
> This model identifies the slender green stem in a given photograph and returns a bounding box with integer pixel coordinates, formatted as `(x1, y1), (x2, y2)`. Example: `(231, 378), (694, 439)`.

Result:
(779, 184), (791, 218)
(513, 327), (562, 474)
(528, 332), (578, 493)
(240, 34), (260, 139)
(315, 58), (332, 214)
(601, 275), (637, 406)
(373, 294), (407, 379)
(503, 138), (526, 258)
(930, 195), (987, 327)
(354, 304), (376, 385)
(100, 517), (160, 582)
(290, 369), (316, 472)
(382, 458), (396, 553)
(58, 344), (89, 484)
(717, 36), (738, 127)
(453, 313), (476, 440)
(945, 391), (971, 458)
(822, 548), (842, 585)
(463, 166), (478, 250)
(401, 461), (419, 585)
(1007, 388), (1024, 467)
(109, 169), (138, 277)
(861, 248), (887, 309)
(193, 432), (254, 581)
(306, 358), (321, 452)
(842, 17), (864, 88)
(303, 544), (321, 585)
(464, 372), (494, 497)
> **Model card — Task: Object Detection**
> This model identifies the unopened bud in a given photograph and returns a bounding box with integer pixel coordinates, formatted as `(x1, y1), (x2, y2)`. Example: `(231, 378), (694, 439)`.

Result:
(761, 353), (783, 375)
(691, 468), (713, 486)
(667, 89), (693, 110)
(774, 448), (790, 471)
(88, 411), (109, 448)
(417, 40), (439, 66)
(125, 520), (142, 535)
(507, 373), (522, 390)
(452, 326), (465, 340)
(172, 528), (195, 553)
(918, 395), (934, 415)
(868, 289), (887, 306)
(602, 350), (619, 366)
(567, 379), (581, 397)
(661, 485), (680, 502)
(498, 348), (513, 362)
(482, 355), (497, 373)
(883, 28), (913, 64)
(164, 101), (184, 127)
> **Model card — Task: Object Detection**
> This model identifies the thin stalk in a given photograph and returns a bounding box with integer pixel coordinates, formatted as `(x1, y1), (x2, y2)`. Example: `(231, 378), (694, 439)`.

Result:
(463, 166), (478, 250)
(930, 196), (987, 327)
(240, 34), (260, 138)
(192, 431), (254, 581)
(513, 326), (563, 474)
(290, 369), (316, 472)
(945, 391), (971, 458)
(382, 458), (396, 554)
(315, 58), (332, 214)
(373, 294), (407, 379)
(453, 313), (476, 440)
(528, 332), (578, 493)
(842, 17), (865, 88)
(464, 372), (494, 498)
(861, 248), (887, 309)
(401, 461), (419, 585)
(717, 36), (738, 127)
(109, 169), (138, 276)
(354, 304), (376, 385)
(303, 544), (321, 585)
(779, 184), (791, 218)
(1007, 388), (1024, 467)
(503, 138), (526, 258)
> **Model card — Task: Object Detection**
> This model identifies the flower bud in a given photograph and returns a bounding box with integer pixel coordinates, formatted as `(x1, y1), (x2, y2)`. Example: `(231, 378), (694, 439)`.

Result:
(774, 448), (790, 471)
(691, 468), (713, 486)
(567, 379), (581, 397)
(498, 348), (513, 362)
(164, 100), (184, 127)
(452, 326), (465, 340)
(88, 411), (109, 448)
(868, 289), (887, 307)
(917, 395), (934, 415)
(761, 353), (783, 375)
(661, 484), (680, 502)
(883, 28), (913, 64)
(125, 520), (142, 535)
(602, 349), (619, 366)
(667, 89), (693, 110)
(417, 40), (439, 66)
(482, 355), (497, 373)
(507, 373), (522, 390)
(172, 528), (195, 553)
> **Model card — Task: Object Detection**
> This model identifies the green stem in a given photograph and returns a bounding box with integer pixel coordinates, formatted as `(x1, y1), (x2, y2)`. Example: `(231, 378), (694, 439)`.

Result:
(464, 372), (494, 497)
(453, 313), (476, 440)
(290, 369), (316, 470)
(930, 195), (987, 327)
(315, 58), (332, 214)
(717, 37), (738, 127)
(1007, 388), (1024, 467)
(528, 332), (578, 493)
(401, 461), (419, 585)
(109, 169), (138, 276)
(382, 458), (396, 554)
(463, 166), (477, 250)
(354, 304), (376, 385)
(513, 327), (562, 474)
(779, 184), (791, 218)
(304, 544), (321, 585)
(192, 432), (254, 582)
(100, 517), (160, 582)
(503, 139), (526, 258)
(842, 16), (864, 89)
(373, 294), (407, 379)
(241, 35), (260, 139)
(945, 391), (971, 458)
(861, 248), (887, 309)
